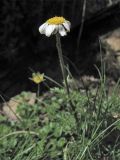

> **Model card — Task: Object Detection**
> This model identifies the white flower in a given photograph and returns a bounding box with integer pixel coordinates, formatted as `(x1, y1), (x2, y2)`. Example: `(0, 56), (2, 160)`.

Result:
(39, 16), (71, 37)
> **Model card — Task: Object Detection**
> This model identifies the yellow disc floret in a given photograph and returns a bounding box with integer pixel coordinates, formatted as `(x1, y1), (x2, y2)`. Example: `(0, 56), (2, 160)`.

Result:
(47, 16), (65, 25)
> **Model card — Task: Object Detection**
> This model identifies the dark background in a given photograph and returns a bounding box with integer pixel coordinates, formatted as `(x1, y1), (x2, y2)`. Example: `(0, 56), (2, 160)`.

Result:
(0, 0), (120, 99)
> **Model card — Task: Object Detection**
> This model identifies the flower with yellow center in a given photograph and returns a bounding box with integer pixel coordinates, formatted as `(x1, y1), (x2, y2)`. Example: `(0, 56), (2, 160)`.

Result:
(29, 72), (45, 84)
(39, 16), (71, 37)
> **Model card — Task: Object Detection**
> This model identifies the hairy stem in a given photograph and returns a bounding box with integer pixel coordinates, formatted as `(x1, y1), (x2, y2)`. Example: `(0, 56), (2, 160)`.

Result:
(56, 33), (70, 96)
(56, 34), (79, 130)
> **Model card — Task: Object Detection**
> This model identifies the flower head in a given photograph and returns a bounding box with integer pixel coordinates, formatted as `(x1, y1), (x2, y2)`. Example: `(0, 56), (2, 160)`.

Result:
(39, 16), (71, 37)
(29, 72), (45, 84)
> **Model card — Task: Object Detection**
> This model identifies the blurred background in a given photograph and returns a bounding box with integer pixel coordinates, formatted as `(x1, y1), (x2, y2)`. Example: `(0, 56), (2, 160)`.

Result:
(0, 0), (120, 99)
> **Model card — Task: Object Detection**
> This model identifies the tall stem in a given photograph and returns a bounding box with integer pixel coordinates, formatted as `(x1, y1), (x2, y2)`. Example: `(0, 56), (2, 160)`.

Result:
(56, 33), (79, 130)
(56, 33), (70, 96)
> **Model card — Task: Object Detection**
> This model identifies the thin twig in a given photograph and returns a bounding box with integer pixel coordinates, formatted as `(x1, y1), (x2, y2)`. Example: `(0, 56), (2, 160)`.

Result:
(77, 0), (86, 51)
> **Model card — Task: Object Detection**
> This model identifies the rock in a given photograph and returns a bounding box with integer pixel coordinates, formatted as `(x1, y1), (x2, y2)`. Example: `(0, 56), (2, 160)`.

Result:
(102, 28), (120, 52)
(2, 91), (36, 121)
(3, 100), (20, 121)
(100, 28), (120, 80)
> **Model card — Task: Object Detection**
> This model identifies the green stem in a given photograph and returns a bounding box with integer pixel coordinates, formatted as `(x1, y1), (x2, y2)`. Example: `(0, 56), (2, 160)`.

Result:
(37, 83), (40, 98)
(0, 131), (39, 141)
(55, 34), (79, 129)
(56, 33), (70, 96)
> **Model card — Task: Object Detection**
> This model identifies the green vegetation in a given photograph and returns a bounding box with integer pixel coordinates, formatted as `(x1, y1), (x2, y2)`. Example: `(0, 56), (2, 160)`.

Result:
(0, 14), (120, 160)
(0, 81), (120, 159)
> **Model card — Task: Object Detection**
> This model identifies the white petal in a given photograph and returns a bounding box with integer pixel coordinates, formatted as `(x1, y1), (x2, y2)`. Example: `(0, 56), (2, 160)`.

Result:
(45, 25), (56, 37)
(39, 23), (48, 34)
(63, 21), (71, 32)
(58, 25), (67, 36)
